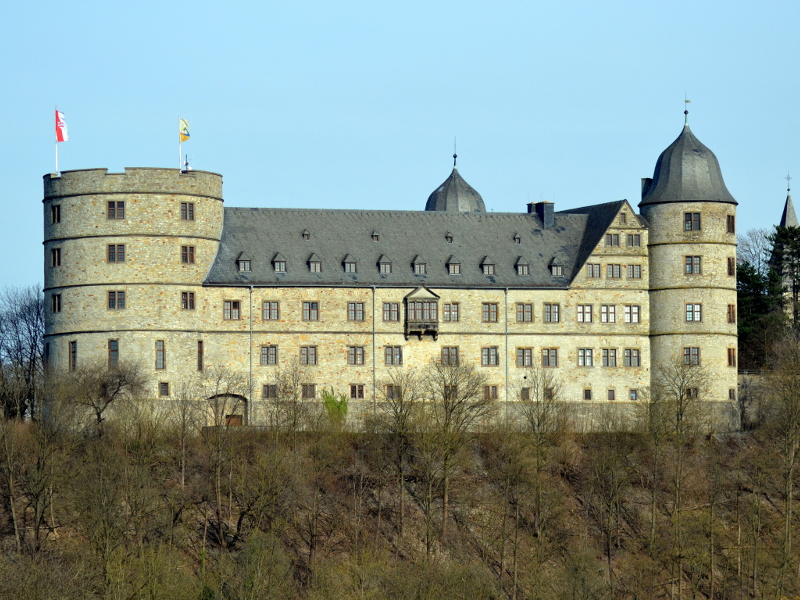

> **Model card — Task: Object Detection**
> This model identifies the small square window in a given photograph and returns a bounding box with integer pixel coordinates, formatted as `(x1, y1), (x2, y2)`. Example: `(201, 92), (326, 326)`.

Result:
(380, 262), (392, 274)
(683, 347), (700, 365)
(627, 264), (642, 278)
(544, 303), (560, 322)
(385, 346), (403, 365)
(348, 346), (365, 365)
(309, 261), (322, 273)
(263, 384), (278, 399)
(482, 264), (494, 276)
(182, 292), (195, 310)
(685, 256), (702, 275)
(608, 389), (616, 401)
(481, 347), (499, 366)
(180, 202), (195, 221)
(606, 264), (621, 278)
(605, 234), (620, 247)
(107, 201), (125, 219)
(108, 291), (126, 310)
(449, 263), (462, 275)
(159, 382), (170, 397)
(274, 260), (287, 273)
(181, 246), (195, 264)
(542, 348), (558, 367)
(517, 264), (529, 276)
(684, 212), (701, 231)
(483, 385), (498, 400)
(238, 260), (251, 272)
(517, 303), (532, 322)
(414, 262), (427, 275)
(517, 348), (533, 367)
(627, 234), (641, 247)
(302, 384), (316, 399)
(602, 348), (617, 367)
(584, 389), (592, 401)
(350, 384), (365, 399)
(108, 244), (125, 263)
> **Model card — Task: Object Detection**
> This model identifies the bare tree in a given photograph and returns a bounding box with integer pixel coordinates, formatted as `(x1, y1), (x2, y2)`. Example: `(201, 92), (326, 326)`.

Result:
(270, 359), (313, 451)
(738, 227), (772, 277)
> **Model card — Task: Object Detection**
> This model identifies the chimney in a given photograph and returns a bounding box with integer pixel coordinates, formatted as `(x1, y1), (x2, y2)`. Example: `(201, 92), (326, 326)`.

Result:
(641, 177), (653, 199)
(529, 201), (554, 228)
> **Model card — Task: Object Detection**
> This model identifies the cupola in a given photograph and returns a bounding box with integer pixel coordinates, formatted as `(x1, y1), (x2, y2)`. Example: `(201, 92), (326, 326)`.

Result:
(425, 155), (486, 212)
(640, 124), (737, 207)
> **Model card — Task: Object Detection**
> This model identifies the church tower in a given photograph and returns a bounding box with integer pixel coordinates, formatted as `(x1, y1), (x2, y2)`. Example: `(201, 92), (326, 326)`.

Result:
(639, 119), (738, 421)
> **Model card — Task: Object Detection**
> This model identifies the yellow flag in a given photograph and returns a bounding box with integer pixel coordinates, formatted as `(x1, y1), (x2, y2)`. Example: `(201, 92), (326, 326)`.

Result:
(179, 118), (190, 142)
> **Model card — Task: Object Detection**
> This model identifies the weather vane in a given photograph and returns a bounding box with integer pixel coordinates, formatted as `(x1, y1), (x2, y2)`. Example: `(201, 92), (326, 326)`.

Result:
(787, 172), (792, 193)
(453, 137), (457, 168)
(684, 95), (691, 125)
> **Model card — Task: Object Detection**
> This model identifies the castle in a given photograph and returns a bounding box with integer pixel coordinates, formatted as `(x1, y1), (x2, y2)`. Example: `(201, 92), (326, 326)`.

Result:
(42, 122), (739, 427)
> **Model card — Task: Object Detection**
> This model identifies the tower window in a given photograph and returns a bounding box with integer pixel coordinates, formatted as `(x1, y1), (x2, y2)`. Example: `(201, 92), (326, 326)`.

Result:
(727, 215), (736, 234)
(108, 291), (126, 310)
(728, 304), (737, 323)
(108, 340), (119, 369)
(686, 303), (702, 321)
(69, 341), (77, 371)
(685, 256), (702, 274)
(728, 348), (737, 367)
(182, 292), (195, 310)
(180, 202), (195, 220)
(107, 201), (125, 219)
(50, 248), (61, 267)
(728, 257), (736, 276)
(108, 244), (125, 263)
(683, 347), (701, 365)
(51, 205), (61, 224)
(684, 212), (701, 231)
(51, 294), (62, 313)
(197, 341), (203, 371)
(159, 382), (170, 397)
(155, 340), (166, 370)
(181, 246), (195, 264)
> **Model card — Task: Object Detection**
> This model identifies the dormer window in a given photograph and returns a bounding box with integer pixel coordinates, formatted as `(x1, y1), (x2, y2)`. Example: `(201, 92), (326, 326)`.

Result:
(445, 232), (454, 244)
(412, 256), (427, 275)
(481, 257), (496, 276)
(302, 229), (310, 241)
(619, 212), (627, 225)
(447, 256), (461, 275)
(272, 252), (287, 273)
(236, 252), (252, 272)
(513, 234), (521, 245)
(550, 258), (564, 277)
(343, 254), (357, 273)
(371, 231), (380, 242)
(517, 264), (529, 276)
(515, 257), (529, 276)
(377, 254), (392, 274)
(308, 253), (322, 273)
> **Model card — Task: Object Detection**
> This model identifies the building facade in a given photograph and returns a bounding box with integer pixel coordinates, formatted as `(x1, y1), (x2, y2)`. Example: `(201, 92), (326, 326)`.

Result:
(42, 124), (739, 427)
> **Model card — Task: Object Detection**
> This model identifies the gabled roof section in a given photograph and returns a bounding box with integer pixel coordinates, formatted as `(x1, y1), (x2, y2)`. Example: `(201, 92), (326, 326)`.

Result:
(446, 255), (461, 265)
(272, 252), (286, 262)
(405, 286), (440, 300)
(557, 200), (628, 281)
(308, 253), (321, 263)
(342, 254), (356, 264)
(377, 254), (391, 264)
(412, 255), (426, 265)
(481, 255), (495, 266)
(515, 256), (529, 266)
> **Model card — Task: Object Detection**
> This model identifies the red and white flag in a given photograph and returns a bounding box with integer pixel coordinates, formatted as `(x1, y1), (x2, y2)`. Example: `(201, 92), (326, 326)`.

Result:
(55, 110), (69, 142)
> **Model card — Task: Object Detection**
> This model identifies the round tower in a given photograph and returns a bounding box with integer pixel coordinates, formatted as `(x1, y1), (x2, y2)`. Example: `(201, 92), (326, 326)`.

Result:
(43, 168), (224, 385)
(639, 123), (738, 425)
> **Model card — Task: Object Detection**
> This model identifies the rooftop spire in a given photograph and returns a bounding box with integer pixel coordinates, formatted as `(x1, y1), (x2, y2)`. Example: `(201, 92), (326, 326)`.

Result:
(684, 96), (691, 126)
(453, 137), (457, 168)
(781, 173), (798, 227)
(787, 171), (792, 194)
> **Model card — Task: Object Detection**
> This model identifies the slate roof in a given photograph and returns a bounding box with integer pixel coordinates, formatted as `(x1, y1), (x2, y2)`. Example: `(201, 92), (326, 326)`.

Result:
(424, 167), (486, 213)
(204, 203), (625, 288)
(780, 194), (798, 227)
(640, 125), (737, 206)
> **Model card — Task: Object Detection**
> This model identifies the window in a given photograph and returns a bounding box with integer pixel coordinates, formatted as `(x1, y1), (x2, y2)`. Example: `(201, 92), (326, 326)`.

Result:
(68, 341), (77, 371)
(577, 304), (593, 323)
(446, 233), (454, 243)
(685, 256), (702, 274)
(226, 415), (243, 426)
(44, 343), (49, 368)
(238, 260), (251, 272)
(154, 340), (166, 370)
(385, 385), (400, 400)
(344, 261), (357, 273)
(107, 201), (125, 219)
(605, 234), (620, 246)
(619, 213), (627, 225)
(260, 345), (278, 365)
(578, 348), (593, 367)
(627, 234), (641, 247)
(182, 292), (195, 310)
(601, 305), (616, 323)
(481, 346), (500, 367)
(482, 303), (498, 323)
(385, 346), (403, 365)
(683, 347), (700, 365)
(348, 346), (365, 365)
(274, 260), (286, 273)
(516, 264), (529, 276)
(602, 349), (617, 367)
(441, 346), (459, 365)
(223, 301), (240, 320)
(584, 389), (592, 401)
(414, 262), (427, 275)
(108, 244), (125, 262)
(686, 303), (702, 322)
(51, 248), (61, 267)
(684, 212), (701, 231)
(686, 388), (699, 399)
(408, 301), (437, 320)
(728, 304), (737, 323)
(262, 301), (279, 320)
(302, 230), (310, 241)
(517, 303), (532, 322)
(728, 257), (736, 276)
(517, 348), (533, 367)
(520, 387), (530, 400)
(302, 384), (316, 399)
(551, 265), (563, 277)
(300, 346), (317, 365)
(624, 305), (640, 323)
(728, 348), (737, 367)
(197, 340), (204, 371)
(586, 264), (601, 278)
(51, 293), (61, 313)
(624, 349), (640, 367)
(443, 303), (460, 322)
(372, 231), (380, 242)
(309, 259), (321, 273)
(542, 348), (558, 367)
(729, 388), (736, 401)
(108, 291), (126, 310)
(348, 302), (365, 321)
(303, 301), (319, 321)
(630, 389), (638, 401)
(444, 385), (458, 400)
(607, 389), (616, 401)
(159, 382), (170, 397)
(383, 302), (400, 321)
(482, 264), (495, 276)
(449, 263), (462, 275)
(181, 246), (195, 264)
(606, 264), (621, 278)
(263, 385), (278, 399)
(727, 214), (736, 234)
(513, 234), (521, 245)
(379, 261), (392, 274)
(544, 303), (560, 322)
(483, 385), (498, 400)
(627, 264), (642, 279)
(108, 340), (119, 368)
(350, 384), (365, 399)
(180, 202), (195, 220)
(51, 205), (61, 224)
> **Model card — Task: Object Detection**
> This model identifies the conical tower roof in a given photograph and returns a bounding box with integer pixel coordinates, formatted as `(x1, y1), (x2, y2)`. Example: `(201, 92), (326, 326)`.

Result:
(640, 125), (737, 207)
(780, 194), (798, 227)
(425, 167), (486, 213)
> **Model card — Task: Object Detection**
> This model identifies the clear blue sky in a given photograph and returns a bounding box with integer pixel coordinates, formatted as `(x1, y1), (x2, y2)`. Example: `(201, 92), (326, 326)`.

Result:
(2, 0), (798, 288)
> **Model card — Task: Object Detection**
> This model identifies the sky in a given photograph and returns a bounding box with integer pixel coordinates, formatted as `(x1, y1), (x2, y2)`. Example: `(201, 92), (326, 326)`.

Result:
(1, 0), (799, 289)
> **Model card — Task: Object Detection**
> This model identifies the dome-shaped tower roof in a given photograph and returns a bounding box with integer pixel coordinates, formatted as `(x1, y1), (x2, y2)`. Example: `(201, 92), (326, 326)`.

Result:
(640, 125), (737, 207)
(425, 165), (486, 213)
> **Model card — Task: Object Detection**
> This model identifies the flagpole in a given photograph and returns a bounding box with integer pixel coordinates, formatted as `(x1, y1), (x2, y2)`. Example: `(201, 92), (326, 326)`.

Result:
(55, 106), (59, 175)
